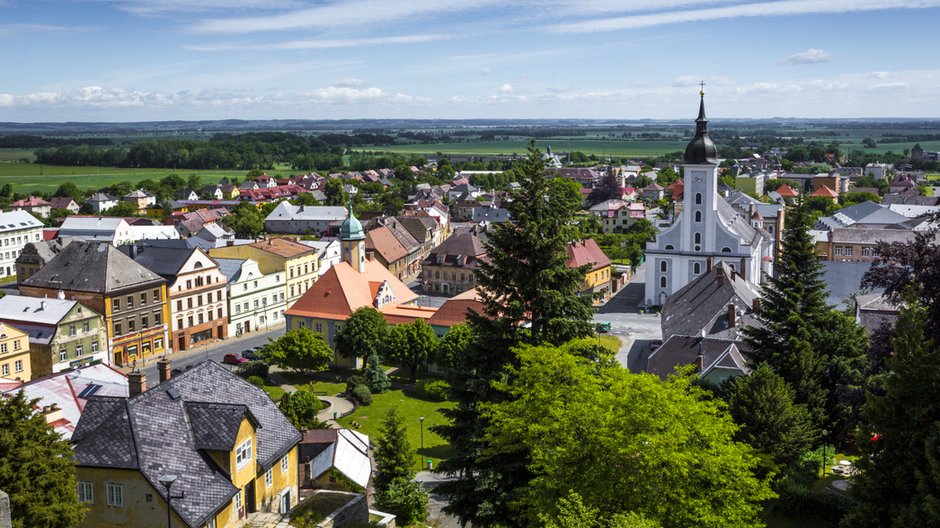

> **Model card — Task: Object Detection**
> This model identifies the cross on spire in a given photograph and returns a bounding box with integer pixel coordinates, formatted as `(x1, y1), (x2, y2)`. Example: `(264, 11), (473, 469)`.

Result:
(699, 80), (706, 96)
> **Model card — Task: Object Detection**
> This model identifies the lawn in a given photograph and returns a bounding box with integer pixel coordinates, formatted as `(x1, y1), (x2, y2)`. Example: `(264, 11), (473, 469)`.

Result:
(598, 334), (622, 353)
(337, 388), (456, 468)
(0, 162), (301, 195)
(358, 138), (686, 158)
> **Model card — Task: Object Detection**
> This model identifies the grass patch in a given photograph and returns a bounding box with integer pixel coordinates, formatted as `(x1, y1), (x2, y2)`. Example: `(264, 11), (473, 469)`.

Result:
(337, 388), (456, 466)
(261, 383), (286, 402)
(597, 334), (622, 353)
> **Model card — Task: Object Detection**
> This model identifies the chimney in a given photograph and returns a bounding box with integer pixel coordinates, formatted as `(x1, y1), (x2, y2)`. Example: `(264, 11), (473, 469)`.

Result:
(715, 264), (724, 286)
(157, 358), (172, 383)
(727, 303), (736, 328)
(57, 290), (65, 300)
(706, 256), (712, 272)
(752, 298), (761, 314)
(39, 300), (45, 311)
(739, 257), (747, 279)
(128, 371), (147, 397)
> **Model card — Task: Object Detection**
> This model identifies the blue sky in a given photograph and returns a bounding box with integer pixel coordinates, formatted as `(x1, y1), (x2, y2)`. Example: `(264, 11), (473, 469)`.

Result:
(1, 0), (939, 122)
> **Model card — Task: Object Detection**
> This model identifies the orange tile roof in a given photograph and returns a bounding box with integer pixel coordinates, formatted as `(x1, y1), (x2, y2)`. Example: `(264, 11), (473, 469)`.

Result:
(285, 259), (418, 321)
(811, 184), (839, 198)
(566, 239), (611, 272)
(365, 226), (408, 264)
(428, 289), (485, 327)
(250, 238), (316, 258)
(776, 183), (799, 197)
(380, 304), (438, 324)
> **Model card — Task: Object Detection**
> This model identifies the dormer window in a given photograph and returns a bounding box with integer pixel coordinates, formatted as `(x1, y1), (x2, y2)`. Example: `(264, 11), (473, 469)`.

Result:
(235, 438), (252, 469)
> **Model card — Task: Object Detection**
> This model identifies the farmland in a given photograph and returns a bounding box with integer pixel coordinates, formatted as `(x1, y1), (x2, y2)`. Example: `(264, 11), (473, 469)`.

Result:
(357, 138), (687, 158)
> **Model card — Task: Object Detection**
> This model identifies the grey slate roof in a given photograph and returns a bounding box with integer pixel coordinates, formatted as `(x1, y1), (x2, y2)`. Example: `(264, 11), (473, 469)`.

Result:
(118, 244), (200, 278)
(21, 240), (165, 294)
(214, 258), (246, 284)
(646, 335), (750, 380)
(661, 261), (761, 341)
(820, 261), (879, 308)
(72, 361), (302, 528)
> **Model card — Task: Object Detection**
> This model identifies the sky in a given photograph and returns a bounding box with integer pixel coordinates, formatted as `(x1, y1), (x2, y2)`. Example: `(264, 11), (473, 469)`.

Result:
(1, 0), (940, 122)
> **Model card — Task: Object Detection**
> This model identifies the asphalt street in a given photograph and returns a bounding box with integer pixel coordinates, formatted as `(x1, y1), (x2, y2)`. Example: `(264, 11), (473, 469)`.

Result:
(595, 265), (662, 372)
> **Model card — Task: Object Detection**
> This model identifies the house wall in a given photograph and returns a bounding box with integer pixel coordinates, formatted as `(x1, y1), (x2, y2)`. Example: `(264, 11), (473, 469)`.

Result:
(19, 307), (109, 377)
(251, 446), (299, 514)
(227, 262), (286, 337)
(0, 326), (30, 381)
(421, 264), (476, 295)
(0, 224), (43, 279)
(168, 252), (228, 352)
(76, 467), (189, 528)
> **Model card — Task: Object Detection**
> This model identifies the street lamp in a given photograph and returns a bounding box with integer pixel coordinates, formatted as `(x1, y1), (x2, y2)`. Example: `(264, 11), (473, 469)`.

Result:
(821, 429), (829, 477)
(419, 417), (425, 469)
(158, 474), (183, 528)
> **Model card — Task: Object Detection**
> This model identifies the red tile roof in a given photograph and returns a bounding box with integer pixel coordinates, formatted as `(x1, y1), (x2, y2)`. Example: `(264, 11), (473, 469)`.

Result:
(428, 289), (485, 327)
(566, 239), (611, 272)
(249, 238), (316, 258)
(776, 183), (799, 197)
(811, 185), (839, 198)
(365, 226), (408, 264)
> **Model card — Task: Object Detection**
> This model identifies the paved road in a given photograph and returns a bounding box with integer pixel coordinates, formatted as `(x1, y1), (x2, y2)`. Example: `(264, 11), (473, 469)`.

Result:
(594, 265), (662, 372)
(138, 324), (285, 385)
(415, 472), (463, 528)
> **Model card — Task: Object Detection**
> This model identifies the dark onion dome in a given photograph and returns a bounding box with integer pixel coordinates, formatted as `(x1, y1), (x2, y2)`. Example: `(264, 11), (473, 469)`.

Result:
(684, 93), (719, 165)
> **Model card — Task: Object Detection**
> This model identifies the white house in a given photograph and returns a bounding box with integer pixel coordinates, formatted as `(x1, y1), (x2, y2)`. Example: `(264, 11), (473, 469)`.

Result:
(0, 210), (44, 278)
(264, 202), (348, 235)
(299, 239), (342, 274)
(644, 93), (774, 307)
(85, 193), (118, 213)
(130, 225), (181, 241)
(59, 217), (135, 246)
(216, 258), (287, 336)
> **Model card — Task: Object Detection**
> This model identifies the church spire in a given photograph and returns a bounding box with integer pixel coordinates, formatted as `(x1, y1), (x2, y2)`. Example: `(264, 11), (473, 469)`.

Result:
(684, 84), (718, 165)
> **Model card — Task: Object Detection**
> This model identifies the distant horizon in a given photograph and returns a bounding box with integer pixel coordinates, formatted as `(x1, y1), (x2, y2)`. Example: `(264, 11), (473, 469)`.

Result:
(2, 1), (940, 122)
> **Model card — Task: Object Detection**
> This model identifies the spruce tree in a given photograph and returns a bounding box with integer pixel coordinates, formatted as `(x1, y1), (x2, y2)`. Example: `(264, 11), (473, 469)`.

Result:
(373, 408), (415, 495)
(434, 144), (594, 527)
(846, 295), (940, 527)
(0, 391), (86, 528)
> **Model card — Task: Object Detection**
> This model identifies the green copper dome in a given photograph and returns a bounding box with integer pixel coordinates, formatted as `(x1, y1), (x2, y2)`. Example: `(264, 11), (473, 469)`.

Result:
(339, 204), (365, 241)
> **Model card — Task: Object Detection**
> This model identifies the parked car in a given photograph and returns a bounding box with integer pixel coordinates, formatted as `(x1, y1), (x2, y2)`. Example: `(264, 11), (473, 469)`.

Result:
(242, 349), (260, 360)
(595, 321), (611, 333)
(222, 353), (247, 365)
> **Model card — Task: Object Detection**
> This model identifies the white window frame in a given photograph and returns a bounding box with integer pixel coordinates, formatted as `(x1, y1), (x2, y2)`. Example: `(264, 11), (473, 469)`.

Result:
(106, 483), (124, 507)
(281, 455), (289, 474)
(235, 438), (252, 469)
(77, 481), (93, 503)
(265, 468), (273, 488)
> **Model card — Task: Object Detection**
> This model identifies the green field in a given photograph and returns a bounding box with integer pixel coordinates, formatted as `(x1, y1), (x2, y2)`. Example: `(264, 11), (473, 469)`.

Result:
(0, 149), (34, 162)
(0, 161), (298, 195)
(358, 138), (686, 158)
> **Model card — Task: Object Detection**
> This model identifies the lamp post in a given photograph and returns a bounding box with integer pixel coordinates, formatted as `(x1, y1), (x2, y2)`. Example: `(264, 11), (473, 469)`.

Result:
(419, 416), (425, 469)
(158, 474), (183, 528)
(821, 429), (829, 477)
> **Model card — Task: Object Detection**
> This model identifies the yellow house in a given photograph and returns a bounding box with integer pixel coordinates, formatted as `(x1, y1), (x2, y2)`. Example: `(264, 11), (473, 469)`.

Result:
(0, 322), (31, 382)
(210, 238), (318, 308)
(566, 239), (613, 303)
(72, 361), (302, 528)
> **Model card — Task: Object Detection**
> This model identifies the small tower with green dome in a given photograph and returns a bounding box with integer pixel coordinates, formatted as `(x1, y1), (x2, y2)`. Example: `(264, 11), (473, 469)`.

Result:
(339, 201), (366, 273)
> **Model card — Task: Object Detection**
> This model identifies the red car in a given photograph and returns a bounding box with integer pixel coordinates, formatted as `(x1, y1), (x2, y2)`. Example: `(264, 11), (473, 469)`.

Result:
(222, 353), (247, 365)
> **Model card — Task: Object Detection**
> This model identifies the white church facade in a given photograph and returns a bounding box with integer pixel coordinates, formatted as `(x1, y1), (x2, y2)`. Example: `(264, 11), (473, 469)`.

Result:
(644, 93), (774, 307)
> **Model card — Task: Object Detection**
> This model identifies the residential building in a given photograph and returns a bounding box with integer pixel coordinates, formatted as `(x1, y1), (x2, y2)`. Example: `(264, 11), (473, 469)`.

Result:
(217, 258), (286, 337)
(300, 429), (371, 490)
(194, 222), (236, 248)
(646, 335), (750, 385)
(0, 322), (31, 382)
(546, 167), (601, 188)
(588, 200), (646, 234)
(865, 162), (891, 180)
(263, 203), (347, 235)
(298, 239), (342, 274)
(644, 94), (774, 307)
(365, 224), (411, 280)
(173, 208), (229, 238)
(566, 239), (613, 302)
(398, 215), (444, 256)
(86, 193), (119, 213)
(123, 189), (156, 211)
(50, 197), (80, 214)
(660, 262), (761, 342)
(0, 210), (44, 278)
(422, 228), (486, 295)
(121, 244), (228, 352)
(816, 227), (932, 262)
(732, 172), (765, 197)
(640, 182), (665, 201)
(175, 189), (199, 201)
(15, 237), (80, 283)
(59, 217), (135, 245)
(810, 184), (839, 203)
(210, 238), (318, 307)
(0, 295), (108, 377)
(10, 196), (52, 218)
(71, 361), (302, 527)
(19, 241), (170, 366)
(0, 363), (127, 439)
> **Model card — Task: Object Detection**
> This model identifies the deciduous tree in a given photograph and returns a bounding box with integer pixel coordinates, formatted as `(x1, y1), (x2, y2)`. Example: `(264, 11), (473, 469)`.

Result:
(333, 307), (387, 367)
(384, 320), (437, 382)
(262, 327), (333, 374)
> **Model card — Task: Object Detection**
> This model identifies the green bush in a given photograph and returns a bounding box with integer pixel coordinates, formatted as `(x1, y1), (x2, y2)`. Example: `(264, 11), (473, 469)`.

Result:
(419, 379), (451, 401)
(247, 375), (265, 388)
(346, 374), (367, 394)
(237, 361), (269, 379)
(350, 384), (373, 406)
(375, 478), (429, 526)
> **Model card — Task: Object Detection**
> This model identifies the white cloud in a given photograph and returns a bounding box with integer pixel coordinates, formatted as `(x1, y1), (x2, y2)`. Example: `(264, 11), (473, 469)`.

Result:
(190, 0), (503, 34)
(499, 84), (513, 93)
(185, 33), (449, 51)
(550, 0), (940, 33)
(782, 48), (831, 64)
(95, 0), (304, 16)
(0, 23), (96, 36)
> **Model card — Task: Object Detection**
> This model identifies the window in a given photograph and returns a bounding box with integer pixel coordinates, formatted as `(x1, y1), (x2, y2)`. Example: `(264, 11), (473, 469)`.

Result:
(660, 276), (667, 288)
(235, 305), (241, 314)
(664, 244), (674, 250)
(198, 295), (203, 307)
(243, 284), (248, 291)
(106, 483), (123, 507)
(126, 296), (133, 309)
(14, 360), (22, 372)
(177, 300), (183, 311)
(281, 455), (289, 474)
(153, 289), (161, 302)
(207, 518), (216, 528)
(69, 325), (76, 336)
(660, 261), (667, 272)
(217, 291), (222, 302)
(845, 246), (854, 257)
(92, 341), (99, 353)
(155, 312), (162, 325)
(187, 298), (193, 309)
(254, 300), (260, 309)
(208, 310), (214, 321)
(198, 313), (204, 325)
(694, 211), (702, 223)
(315, 323), (322, 333)
(128, 320), (135, 332)
(834, 245), (844, 256)
(142, 316), (148, 329)
(12, 339), (20, 351)
(77, 482), (93, 503)
(862, 247), (872, 257)
(186, 280), (192, 289)
(280, 293), (284, 301)
(154, 338), (163, 350)
(60, 348), (67, 361)
(693, 262), (701, 274)
(721, 247), (732, 253)
(75, 345), (83, 357)
(112, 298), (120, 311)
(695, 192), (702, 205)
(83, 321), (89, 333)
(694, 232), (702, 245)
(233, 492), (242, 514)
(188, 316), (194, 327)
(265, 468), (273, 488)
(236, 438), (252, 468)
(140, 293), (147, 306)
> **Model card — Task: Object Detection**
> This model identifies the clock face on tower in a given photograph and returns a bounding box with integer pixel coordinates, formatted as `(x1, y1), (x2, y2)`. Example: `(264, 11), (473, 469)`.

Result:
(694, 176), (704, 183)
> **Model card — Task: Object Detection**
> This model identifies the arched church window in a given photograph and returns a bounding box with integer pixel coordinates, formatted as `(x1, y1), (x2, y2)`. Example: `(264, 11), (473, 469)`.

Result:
(660, 261), (667, 273)
(694, 232), (701, 244)
(721, 247), (732, 253)
(693, 262), (701, 274)
(660, 276), (666, 288)
(694, 211), (702, 222)
(664, 244), (674, 250)
(695, 193), (702, 205)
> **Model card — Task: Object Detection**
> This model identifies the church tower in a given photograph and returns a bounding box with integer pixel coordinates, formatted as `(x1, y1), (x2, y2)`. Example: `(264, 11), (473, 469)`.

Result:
(339, 202), (366, 273)
(680, 88), (720, 254)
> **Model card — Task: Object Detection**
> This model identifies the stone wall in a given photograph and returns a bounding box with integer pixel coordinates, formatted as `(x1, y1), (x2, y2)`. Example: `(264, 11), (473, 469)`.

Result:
(317, 491), (368, 528)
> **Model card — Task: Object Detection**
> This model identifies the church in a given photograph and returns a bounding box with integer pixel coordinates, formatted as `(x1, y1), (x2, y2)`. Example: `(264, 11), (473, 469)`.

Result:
(644, 92), (774, 307)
